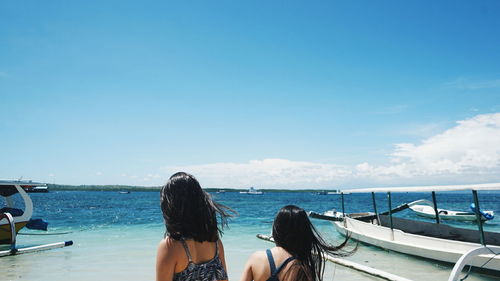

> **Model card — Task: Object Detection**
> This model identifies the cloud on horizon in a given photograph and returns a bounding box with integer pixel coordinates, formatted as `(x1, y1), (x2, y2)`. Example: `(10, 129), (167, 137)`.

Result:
(162, 113), (500, 189)
(443, 77), (500, 90)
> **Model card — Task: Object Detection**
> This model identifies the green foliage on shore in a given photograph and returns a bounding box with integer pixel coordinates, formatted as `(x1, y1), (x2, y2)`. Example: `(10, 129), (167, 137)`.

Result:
(47, 184), (337, 193)
(47, 183), (161, 191)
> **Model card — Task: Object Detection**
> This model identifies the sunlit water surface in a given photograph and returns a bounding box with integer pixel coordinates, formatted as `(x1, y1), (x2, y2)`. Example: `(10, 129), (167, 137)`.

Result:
(1, 191), (499, 280)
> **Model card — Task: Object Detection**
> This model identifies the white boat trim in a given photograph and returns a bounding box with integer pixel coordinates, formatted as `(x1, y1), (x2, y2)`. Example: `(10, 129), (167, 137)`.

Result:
(340, 182), (500, 193)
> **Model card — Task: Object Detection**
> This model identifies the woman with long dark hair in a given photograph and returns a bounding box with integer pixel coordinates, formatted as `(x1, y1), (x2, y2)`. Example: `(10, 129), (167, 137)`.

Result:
(240, 205), (352, 281)
(156, 172), (233, 281)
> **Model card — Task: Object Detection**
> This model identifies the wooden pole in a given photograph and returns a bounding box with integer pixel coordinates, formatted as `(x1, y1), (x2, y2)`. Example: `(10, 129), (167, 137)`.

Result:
(341, 192), (345, 217)
(472, 190), (486, 246)
(387, 192), (393, 230)
(372, 192), (380, 225)
(431, 191), (440, 224)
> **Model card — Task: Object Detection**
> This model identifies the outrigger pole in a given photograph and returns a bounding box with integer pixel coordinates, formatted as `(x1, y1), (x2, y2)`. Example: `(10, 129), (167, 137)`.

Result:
(0, 212), (73, 258)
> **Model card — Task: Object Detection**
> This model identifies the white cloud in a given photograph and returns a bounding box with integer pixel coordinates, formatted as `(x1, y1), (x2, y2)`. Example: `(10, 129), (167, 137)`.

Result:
(443, 77), (500, 90)
(400, 123), (443, 138)
(354, 113), (500, 185)
(161, 113), (500, 189)
(163, 159), (351, 188)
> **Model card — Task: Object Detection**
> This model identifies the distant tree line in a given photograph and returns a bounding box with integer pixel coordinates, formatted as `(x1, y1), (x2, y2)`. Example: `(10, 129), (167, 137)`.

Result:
(46, 184), (337, 193)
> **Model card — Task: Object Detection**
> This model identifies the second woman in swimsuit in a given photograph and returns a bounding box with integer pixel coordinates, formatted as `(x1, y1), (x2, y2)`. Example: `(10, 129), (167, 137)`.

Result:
(239, 205), (352, 281)
(156, 172), (233, 281)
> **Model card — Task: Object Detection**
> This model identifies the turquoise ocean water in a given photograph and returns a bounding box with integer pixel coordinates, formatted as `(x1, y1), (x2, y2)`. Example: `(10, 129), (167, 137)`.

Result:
(1, 190), (500, 280)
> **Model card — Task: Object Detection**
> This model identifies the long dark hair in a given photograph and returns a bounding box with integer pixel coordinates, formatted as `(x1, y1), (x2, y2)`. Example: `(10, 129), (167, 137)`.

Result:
(160, 172), (232, 242)
(272, 205), (353, 281)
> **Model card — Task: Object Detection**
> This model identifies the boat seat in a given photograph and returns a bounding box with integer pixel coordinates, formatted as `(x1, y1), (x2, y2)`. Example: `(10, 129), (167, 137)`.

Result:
(0, 207), (24, 217)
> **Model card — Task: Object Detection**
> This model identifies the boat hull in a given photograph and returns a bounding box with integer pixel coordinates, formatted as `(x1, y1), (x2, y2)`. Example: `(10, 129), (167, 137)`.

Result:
(0, 221), (27, 244)
(333, 216), (500, 272)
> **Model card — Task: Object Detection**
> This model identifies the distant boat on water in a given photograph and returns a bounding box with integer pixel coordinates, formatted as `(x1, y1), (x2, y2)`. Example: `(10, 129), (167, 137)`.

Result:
(409, 199), (494, 222)
(118, 191), (130, 194)
(20, 181), (49, 193)
(239, 187), (263, 195)
(327, 190), (348, 195)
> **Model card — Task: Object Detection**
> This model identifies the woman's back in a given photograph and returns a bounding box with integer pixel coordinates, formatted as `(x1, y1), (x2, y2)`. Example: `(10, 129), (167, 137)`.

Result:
(239, 205), (353, 281)
(157, 238), (228, 281)
(157, 172), (232, 281)
(240, 247), (296, 281)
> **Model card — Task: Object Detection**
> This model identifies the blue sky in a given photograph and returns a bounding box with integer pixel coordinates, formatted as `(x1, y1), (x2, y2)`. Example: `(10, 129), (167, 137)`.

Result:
(1, 1), (500, 188)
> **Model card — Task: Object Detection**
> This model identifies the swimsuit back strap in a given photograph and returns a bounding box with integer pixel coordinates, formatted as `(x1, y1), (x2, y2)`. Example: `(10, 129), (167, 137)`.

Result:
(266, 249), (277, 274)
(180, 239), (193, 262)
(215, 239), (219, 256)
(274, 256), (296, 275)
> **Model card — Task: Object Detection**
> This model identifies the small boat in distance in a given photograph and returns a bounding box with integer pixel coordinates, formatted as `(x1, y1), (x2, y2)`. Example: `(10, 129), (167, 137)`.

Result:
(118, 191), (131, 194)
(327, 190), (347, 195)
(21, 181), (49, 193)
(409, 199), (494, 222)
(239, 187), (263, 195)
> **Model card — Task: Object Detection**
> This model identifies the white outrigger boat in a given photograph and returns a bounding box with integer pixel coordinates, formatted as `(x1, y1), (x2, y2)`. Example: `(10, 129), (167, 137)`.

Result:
(309, 183), (500, 281)
(239, 187), (264, 195)
(408, 199), (494, 222)
(1, 180), (72, 257)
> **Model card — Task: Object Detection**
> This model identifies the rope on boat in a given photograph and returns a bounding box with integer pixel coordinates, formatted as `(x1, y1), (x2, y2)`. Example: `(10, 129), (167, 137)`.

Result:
(256, 234), (414, 281)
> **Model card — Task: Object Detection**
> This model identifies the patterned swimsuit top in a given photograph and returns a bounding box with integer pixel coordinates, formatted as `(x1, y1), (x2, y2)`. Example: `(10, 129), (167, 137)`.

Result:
(173, 239), (228, 281)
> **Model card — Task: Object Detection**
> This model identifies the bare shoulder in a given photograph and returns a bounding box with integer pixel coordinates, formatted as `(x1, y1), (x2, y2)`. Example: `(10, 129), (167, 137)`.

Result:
(157, 237), (182, 258)
(248, 250), (268, 264)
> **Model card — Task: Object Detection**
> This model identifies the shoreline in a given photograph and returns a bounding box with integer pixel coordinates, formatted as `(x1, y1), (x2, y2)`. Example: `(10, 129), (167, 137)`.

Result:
(46, 183), (341, 193)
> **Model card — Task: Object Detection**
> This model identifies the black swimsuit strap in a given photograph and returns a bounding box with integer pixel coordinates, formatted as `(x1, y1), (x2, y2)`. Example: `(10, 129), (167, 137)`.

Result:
(275, 256), (296, 275)
(180, 239), (219, 263)
(266, 249), (296, 277)
(266, 249), (277, 273)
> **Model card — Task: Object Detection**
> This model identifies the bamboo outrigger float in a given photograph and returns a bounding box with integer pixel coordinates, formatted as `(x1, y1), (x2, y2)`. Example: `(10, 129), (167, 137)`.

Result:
(0, 180), (73, 257)
(310, 183), (500, 281)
